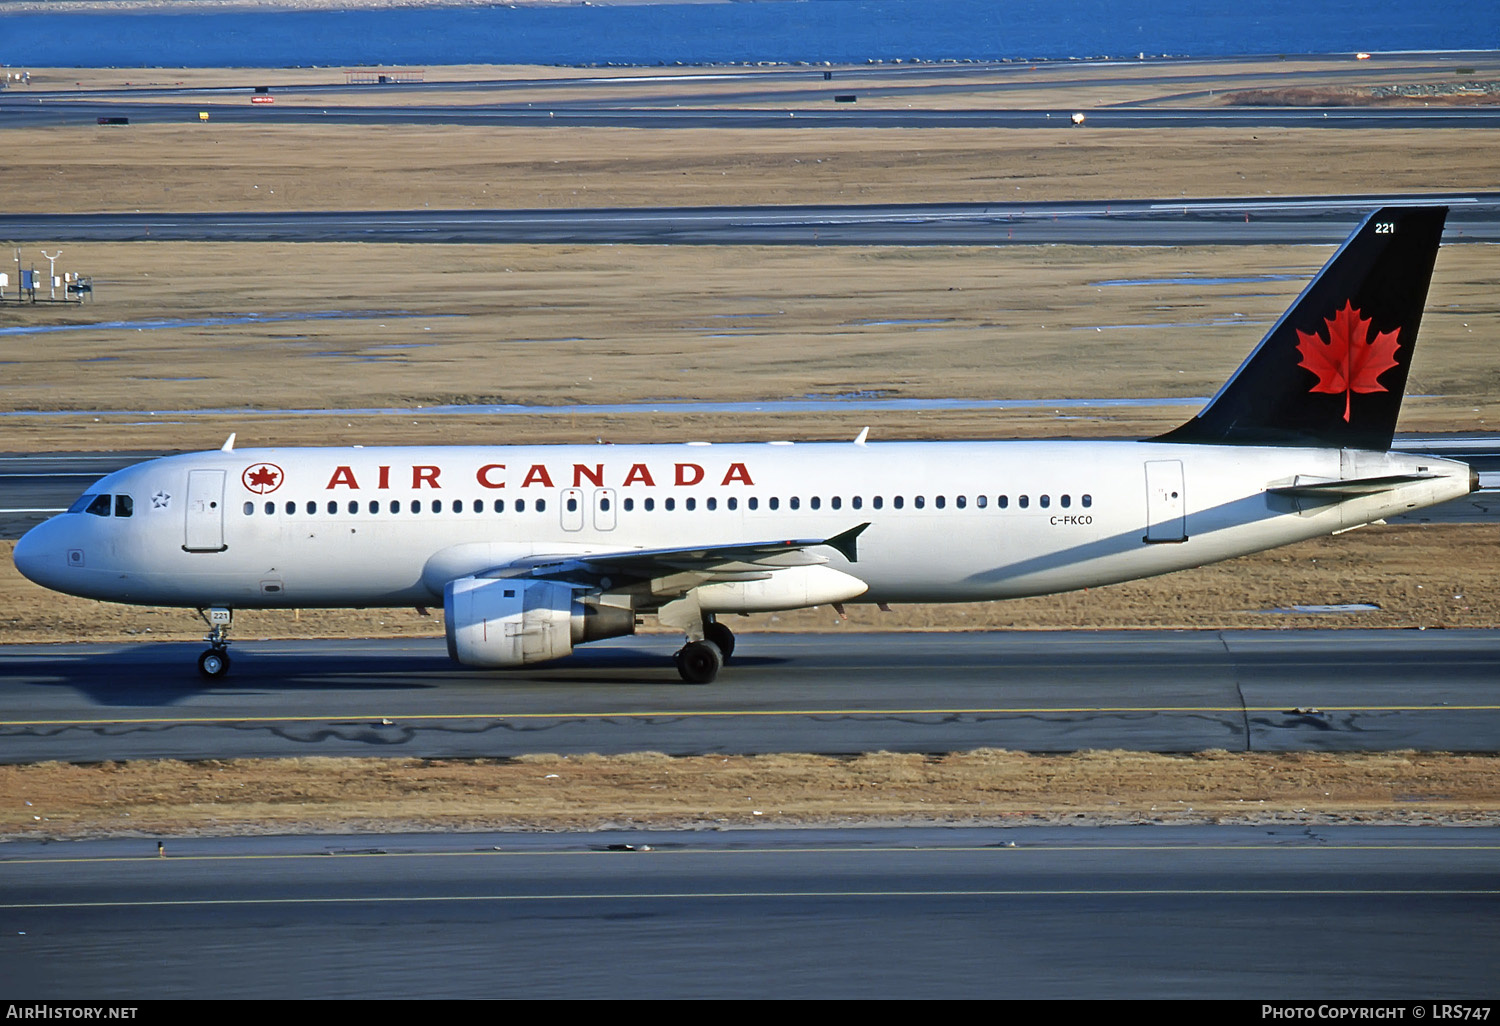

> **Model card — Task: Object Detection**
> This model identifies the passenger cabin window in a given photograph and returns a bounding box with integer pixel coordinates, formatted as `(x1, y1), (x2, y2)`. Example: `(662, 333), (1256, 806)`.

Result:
(1019, 495), (1029, 509)
(1040, 495), (1050, 509)
(1082, 494), (1093, 508)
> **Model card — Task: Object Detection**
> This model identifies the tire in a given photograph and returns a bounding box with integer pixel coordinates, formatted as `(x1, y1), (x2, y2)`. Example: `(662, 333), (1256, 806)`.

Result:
(198, 650), (230, 678)
(676, 640), (723, 684)
(703, 621), (735, 662)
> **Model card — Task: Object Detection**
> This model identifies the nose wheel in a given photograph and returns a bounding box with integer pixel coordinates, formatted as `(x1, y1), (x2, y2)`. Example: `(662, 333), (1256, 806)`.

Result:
(196, 606), (234, 678)
(197, 649), (231, 677)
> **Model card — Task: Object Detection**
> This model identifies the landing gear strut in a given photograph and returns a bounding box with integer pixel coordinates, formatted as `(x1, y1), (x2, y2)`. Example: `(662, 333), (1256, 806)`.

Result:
(703, 619), (735, 662)
(196, 606), (233, 678)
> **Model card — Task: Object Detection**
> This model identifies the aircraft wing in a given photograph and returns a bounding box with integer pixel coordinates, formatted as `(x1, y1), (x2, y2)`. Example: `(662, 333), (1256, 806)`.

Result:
(485, 522), (870, 585)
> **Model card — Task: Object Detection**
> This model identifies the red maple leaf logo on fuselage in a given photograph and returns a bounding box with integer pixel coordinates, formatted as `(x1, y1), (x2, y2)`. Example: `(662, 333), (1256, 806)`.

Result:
(1295, 300), (1401, 423)
(242, 463), (284, 494)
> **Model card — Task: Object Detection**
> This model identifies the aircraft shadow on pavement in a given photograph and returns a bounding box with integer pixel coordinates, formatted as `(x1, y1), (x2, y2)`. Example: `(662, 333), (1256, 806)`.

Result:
(10, 642), (787, 706)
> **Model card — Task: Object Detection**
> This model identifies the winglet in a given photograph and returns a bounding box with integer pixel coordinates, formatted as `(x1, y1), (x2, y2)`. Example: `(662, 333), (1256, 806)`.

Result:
(221, 433), (236, 452)
(823, 522), (870, 563)
(854, 427), (869, 446)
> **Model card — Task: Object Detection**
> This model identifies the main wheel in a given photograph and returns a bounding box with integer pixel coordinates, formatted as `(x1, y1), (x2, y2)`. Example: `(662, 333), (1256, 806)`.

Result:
(675, 640), (723, 685)
(703, 620), (735, 662)
(198, 649), (231, 678)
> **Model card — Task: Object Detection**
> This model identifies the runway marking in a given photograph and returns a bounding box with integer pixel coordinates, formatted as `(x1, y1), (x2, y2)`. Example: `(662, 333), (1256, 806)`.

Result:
(4, 888), (1498, 910)
(5, 705), (1500, 728)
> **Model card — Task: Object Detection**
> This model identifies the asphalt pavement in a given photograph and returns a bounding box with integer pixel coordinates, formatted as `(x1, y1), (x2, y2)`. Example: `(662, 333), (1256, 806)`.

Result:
(3, 630), (1498, 761)
(3, 825), (1495, 998)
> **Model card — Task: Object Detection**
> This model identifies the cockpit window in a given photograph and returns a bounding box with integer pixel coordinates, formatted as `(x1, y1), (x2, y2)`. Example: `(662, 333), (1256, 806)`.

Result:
(84, 494), (112, 517)
(67, 494), (98, 514)
(114, 495), (133, 518)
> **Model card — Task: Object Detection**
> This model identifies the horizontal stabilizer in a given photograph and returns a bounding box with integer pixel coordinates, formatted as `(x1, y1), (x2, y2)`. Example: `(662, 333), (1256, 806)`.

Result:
(1267, 473), (1439, 500)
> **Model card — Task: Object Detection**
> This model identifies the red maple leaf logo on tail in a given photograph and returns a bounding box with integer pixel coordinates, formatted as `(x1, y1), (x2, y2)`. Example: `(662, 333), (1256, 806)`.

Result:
(1295, 300), (1401, 422)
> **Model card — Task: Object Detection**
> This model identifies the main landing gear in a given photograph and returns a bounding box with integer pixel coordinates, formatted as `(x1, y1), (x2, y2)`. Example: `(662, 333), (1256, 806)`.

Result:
(196, 606), (234, 678)
(675, 617), (736, 684)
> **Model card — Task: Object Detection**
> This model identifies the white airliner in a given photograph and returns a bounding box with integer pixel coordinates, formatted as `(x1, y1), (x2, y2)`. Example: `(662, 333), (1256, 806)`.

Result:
(12, 206), (1478, 682)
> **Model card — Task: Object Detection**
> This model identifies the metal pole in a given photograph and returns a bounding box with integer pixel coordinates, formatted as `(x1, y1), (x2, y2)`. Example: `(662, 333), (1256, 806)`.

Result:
(40, 250), (60, 300)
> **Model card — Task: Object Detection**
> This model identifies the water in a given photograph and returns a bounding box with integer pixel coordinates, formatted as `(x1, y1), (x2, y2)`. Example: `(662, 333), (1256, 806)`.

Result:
(2, 1), (1495, 68)
(0, 310), (435, 338)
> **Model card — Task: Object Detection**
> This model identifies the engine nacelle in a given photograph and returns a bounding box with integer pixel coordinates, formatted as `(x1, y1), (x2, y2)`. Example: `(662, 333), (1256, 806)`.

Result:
(444, 576), (634, 668)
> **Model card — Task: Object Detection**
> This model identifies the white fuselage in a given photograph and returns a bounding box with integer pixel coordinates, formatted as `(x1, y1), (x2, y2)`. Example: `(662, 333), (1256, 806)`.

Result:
(13, 439), (1474, 611)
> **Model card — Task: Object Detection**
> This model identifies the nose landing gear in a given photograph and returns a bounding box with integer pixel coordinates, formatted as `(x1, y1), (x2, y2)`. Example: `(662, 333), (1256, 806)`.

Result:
(196, 606), (234, 678)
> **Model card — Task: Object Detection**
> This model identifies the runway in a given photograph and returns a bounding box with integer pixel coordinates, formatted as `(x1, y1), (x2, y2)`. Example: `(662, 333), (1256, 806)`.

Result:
(3, 630), (1499, 762)
(10, 93), (1500, 131)
(5, 193), (1500, 244)
(2, 825), (1495, 998)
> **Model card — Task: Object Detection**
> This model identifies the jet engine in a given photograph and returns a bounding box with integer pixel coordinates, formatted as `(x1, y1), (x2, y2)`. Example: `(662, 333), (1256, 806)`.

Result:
(444, 576), (634, 668)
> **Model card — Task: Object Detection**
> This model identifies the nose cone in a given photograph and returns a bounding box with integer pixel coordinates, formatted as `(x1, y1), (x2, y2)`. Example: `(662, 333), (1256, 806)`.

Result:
(13, 517), (68, 591)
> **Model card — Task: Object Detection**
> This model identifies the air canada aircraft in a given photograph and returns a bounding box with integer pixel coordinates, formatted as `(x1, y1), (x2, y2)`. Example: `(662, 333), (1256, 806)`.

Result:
(12, 206), (1479, 683)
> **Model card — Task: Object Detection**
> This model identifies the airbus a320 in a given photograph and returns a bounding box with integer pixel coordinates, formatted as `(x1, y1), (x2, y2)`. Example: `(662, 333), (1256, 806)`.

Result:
(13, 206), (1477, 682)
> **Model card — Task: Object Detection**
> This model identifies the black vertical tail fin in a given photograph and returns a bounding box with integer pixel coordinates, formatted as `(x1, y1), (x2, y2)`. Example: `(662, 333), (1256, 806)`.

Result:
(1153, 205), (1447, 451)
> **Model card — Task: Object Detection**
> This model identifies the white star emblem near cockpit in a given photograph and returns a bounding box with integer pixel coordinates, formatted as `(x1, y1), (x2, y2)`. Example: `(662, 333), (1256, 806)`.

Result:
(152, 491), (171, 509)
